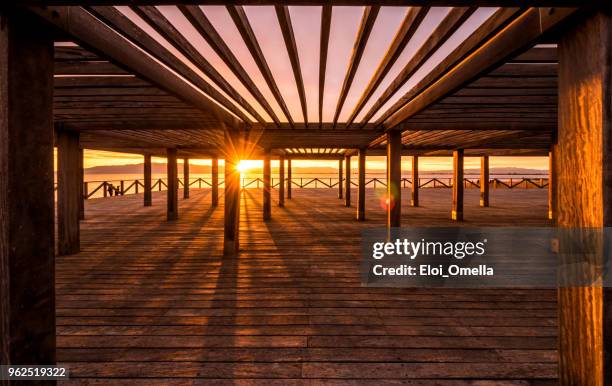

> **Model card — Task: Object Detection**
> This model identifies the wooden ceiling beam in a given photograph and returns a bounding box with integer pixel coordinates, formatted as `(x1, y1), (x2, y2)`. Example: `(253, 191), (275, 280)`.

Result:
(345, 6), (428, 127)
(360, 7), (477, 126)
(179, 5), (282, 126)
(318, 5), (332, 128)
(22, 1), (601, 6)
(31, 6), (242, 129)
(384, 7), (576, 128)
(332, 5), (379, 126)
(375, 7), (523, 126)
(88, 6), (253, 123)
(227, 5), (294, 126)
(275, 6), (308, 125)
(132, 5), (266, 124)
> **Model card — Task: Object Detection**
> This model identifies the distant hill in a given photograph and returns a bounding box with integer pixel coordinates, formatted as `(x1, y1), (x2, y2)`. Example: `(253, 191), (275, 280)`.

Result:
(85, 163), (546, 176)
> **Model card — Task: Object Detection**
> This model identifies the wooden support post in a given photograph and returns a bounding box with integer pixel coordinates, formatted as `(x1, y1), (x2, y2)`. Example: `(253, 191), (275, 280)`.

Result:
(279, 156), (285, 207)
(556, 10), (611, 385)
(78, 148), (85, 220)
(452, 149), (464, 221)
(166, 148), (178, 221)
(357, 149), (366, 221)
(143, 154), (152, 206)
(0, 9), (55, 365)
(345, 156), (351, 207)
(338, 158), (343, 199)
(183, 157), (189, 199)
(57, 130), (81, 256)
(263, 151), (271, 221)
(287, 159), (292, 199)
(223, 131), (241, 256)
(387, 131), (402, 228)
(480, 155), (489, 207)
(548, 148), (556, 221)
(211, 157), (219, 207)
(411, 156), (419, 207)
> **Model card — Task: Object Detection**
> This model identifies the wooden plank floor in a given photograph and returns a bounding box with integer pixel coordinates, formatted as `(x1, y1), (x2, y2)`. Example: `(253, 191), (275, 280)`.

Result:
(56, 187), (558, 385)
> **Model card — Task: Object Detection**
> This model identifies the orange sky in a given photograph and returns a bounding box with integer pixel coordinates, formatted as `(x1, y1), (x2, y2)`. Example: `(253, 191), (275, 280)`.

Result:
(80, 149), (549, 172)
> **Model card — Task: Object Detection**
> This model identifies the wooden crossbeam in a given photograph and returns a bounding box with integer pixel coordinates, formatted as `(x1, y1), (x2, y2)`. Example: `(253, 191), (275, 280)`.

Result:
(132, 5), (266, 124)
(384, 7), (576, 129)
(32, 6), (242, 129)
(276, 6), (308, 125)
(179, 5), (282, 126)
(332, 6), (379, 126)
(318, 5), (332, 127)
(360, 6), (478, 126)
(345, 6), (428, 126)
(228, 5), (293, 126)
(88, 6), (252, 123)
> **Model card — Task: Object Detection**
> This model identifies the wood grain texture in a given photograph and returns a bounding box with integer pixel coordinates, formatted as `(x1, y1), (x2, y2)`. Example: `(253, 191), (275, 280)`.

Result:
(387, 131), (401, 228)
(452, 149), (464, 221)
(556, 10), (611, 386)
(480, 155), (489, 207)
(0, 9), (55, 365)
(357, 150), (366, 220)
(166, 148), (178, 221)
(57, 130), (81, 255)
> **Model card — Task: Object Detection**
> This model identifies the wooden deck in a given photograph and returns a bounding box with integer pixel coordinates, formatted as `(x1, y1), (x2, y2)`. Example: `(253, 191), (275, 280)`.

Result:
(56, 188), (558, 384)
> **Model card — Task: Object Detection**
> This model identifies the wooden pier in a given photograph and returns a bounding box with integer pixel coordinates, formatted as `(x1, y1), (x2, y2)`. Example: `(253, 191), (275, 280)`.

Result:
(56, 188), (558, 383)
(0, 2), (609, 384)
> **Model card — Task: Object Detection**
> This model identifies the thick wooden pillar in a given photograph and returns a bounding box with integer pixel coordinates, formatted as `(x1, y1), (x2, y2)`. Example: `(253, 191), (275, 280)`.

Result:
(263, 152), (271, 221)
(287, 159), (292, 199)
(345, 156), (351, 207)
(452, 149), (464, 221)
(57, 130), (81, 255)
(411, 156), (419, 207)
(278, 157), (285, 207)
(338, 159), (343, 199)
(556, 10), (611, 385)
(166, 148), (178, 221)
(224, 131), (241, 256)
(0, 9), (55, 365)
(211, 157), (219, 207)
(357, 149), (366, 221)
(183, 157), (189, 199)
(143, 154), (152, 206)
(548, 148), (556, 221)
(480, 155), (489, 207)
(78, 148), (85, 220)
(387, 131), (402, 228)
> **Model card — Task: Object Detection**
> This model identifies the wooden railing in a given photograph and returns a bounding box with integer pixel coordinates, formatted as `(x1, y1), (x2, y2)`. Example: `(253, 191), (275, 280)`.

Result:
(74, 176), (549, 199)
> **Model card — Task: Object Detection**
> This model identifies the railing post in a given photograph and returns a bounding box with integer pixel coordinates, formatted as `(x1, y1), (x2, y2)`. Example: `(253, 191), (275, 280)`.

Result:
(480, 155), (489, 207)
(287, 159), (292, 199)
(83, 182), (89, 200)
(103, 182), (108, 197)
(212, 157), (219, 207)
(144, 154), (152, 206)
(263, 151), (271, 221)
(279, 156), (285, 207)
(57, 129), (81, 255)
(411, 156), (419, 207)
(183, 157), (189, 199)
(452, 149), (464, 221)
(166, 148), (178, 221)
(78, 148), (85, 220)
(387, 131), (402, 228)
(120, 180), (125, 196)
(357, 148), (366, 221)
(345, 155), (351, 207)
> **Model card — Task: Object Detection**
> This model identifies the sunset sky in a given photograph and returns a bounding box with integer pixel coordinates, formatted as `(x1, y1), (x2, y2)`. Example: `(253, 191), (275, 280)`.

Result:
(82, 149), (549, 172)
(75, 6), (549, 172)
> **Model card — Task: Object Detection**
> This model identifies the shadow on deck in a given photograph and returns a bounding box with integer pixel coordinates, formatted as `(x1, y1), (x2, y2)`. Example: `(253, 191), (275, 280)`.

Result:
(56, 188), (558, 384)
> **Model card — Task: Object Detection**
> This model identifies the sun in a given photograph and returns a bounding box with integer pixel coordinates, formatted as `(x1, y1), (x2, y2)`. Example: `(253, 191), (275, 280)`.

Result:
(236, 160), (261, 174)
